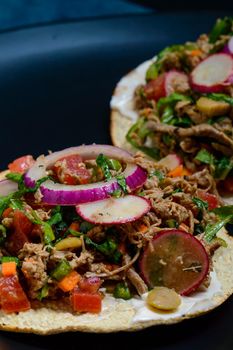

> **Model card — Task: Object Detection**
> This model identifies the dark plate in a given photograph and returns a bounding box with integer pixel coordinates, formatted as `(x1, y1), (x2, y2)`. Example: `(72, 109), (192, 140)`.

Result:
(0, 11), (233, 350)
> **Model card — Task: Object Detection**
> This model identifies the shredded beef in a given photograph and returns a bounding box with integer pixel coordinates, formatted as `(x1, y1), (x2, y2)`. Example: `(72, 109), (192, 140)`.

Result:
(19, 243), (49, 298)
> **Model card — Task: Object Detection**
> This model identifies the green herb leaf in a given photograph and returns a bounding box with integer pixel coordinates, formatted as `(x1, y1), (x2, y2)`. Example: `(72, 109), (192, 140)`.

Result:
(206, 93), (233, 106)
(85, 236), (122, 264)
(110, 189), (122, 198)
(0, 224), (7, 245)
(47, 212), (62, 226)
(204, 215), (232, 242)
(195, 149), (215, 165)
(80, 221), (94, 233)
(106, 159), (122, 171)
(192, 197), (209, 211)
(157, 93), (191, 112)
(126, 118), (160, 160)
(165, 219), (178, 228)
(214, 157), (233, 180)
(209, 17), (233, 43)
(116, 175), (128, 194)
(212, 206), (233, 221)
(150, 170), (164, 182)
(96, 154), (112, 181)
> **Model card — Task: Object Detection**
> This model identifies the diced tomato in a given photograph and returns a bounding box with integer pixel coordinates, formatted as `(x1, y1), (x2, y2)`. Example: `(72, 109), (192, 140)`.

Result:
(79, 277), (101, 294)
(8, 155), (35, 174)
(0, 275), (30, 313)
(2, 207), (13, 219)
(71, 288), (102, 313)
(197, 190), (219, 210)
(144, 74), (166, 101)
(53, 155), (91, 185)
(222, 177), (233, 194)
(6, 210), (33, 255)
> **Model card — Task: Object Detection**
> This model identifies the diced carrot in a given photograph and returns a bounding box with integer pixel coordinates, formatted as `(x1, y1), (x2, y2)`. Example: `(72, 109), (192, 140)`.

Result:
(2, 207), (13, 219)
(58, 271), (81, 292)
(168, 165), (184, 177)
(181, 167), (192, 176)
(179, 223), (189, 232)
(2, 262), (17, 277)
(69, 222), (80, 231)
(168, 165), (191, 177)
(190, 49), (202, 57)
(71, 289), (102, 313)
(138, 224), (148, 233)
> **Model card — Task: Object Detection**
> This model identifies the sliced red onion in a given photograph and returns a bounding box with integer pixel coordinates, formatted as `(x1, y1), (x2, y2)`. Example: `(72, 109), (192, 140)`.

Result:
(0, 180), (18, 197)
(24, 144), (134, 188)
(39, 164), (146, 205)
(24, 144), (147, 205)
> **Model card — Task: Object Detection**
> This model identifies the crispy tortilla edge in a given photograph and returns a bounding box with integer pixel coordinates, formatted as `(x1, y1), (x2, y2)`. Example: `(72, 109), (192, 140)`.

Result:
(0, 229), (232, 334)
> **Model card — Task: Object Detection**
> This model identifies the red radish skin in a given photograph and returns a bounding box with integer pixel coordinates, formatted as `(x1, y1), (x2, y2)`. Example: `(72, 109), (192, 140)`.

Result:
(76, 195), (151, 225)
(190, 53), (233, 93)
(157, 154), (183, 171)
(140, 230), (209, 296)
(164, 70), (189, 95)
(144, 70), (189, 101)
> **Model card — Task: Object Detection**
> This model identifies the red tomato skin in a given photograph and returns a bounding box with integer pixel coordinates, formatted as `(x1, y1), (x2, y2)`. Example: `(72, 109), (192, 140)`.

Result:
(144, 74), (166, 101)
(6, 210), (33, 255)
(71, 289), (102, 314)
(8, 155), (35, 174)
(223, 177), (233, 194)
(197, 190), (219, 210)
(79, 277), (101, 294)
(0, 275), (30, 313)
(53, 155), (91, 185)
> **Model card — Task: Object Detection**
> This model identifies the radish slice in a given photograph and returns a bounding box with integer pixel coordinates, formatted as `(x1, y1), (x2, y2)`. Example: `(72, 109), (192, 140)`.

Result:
(157, 154), (182, 171)
(223, 37), (233, 56)
(24, 145), (147, 205)
(165, 70), (189, 95)
(0, 180), (18, 197)
(190, 53), (233, 93)
(140, 229), (209, 296)
(76, 195), (151, 224)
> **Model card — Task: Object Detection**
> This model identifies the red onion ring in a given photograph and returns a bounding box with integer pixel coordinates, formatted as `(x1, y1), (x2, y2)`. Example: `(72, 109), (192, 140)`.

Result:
(24, 145), (147, 205)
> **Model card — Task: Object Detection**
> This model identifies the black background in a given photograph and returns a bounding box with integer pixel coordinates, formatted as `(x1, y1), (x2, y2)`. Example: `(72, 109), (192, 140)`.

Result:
(0, 11), (232, 349)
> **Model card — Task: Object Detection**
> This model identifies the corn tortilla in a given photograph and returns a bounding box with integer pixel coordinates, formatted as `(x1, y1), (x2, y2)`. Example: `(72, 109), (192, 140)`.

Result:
(0, 228), (231, 334)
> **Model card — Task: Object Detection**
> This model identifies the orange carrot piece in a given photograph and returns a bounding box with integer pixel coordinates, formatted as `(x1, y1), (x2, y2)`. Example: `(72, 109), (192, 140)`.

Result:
(168, 165), (191, 178)
(138, 224), (148, 233)
(69, 222), (80, 231)
(58, 271), (81, 292)
(168, 165), (183, 177)
(2, 262), (17, 277)
(190, 49), (202, 57)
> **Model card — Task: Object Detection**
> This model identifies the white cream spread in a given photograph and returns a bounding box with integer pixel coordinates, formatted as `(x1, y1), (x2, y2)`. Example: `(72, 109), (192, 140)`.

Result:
(131, 271), (222, 323)
(101, 271), (222, 323)
(110, 59), (154, 121)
